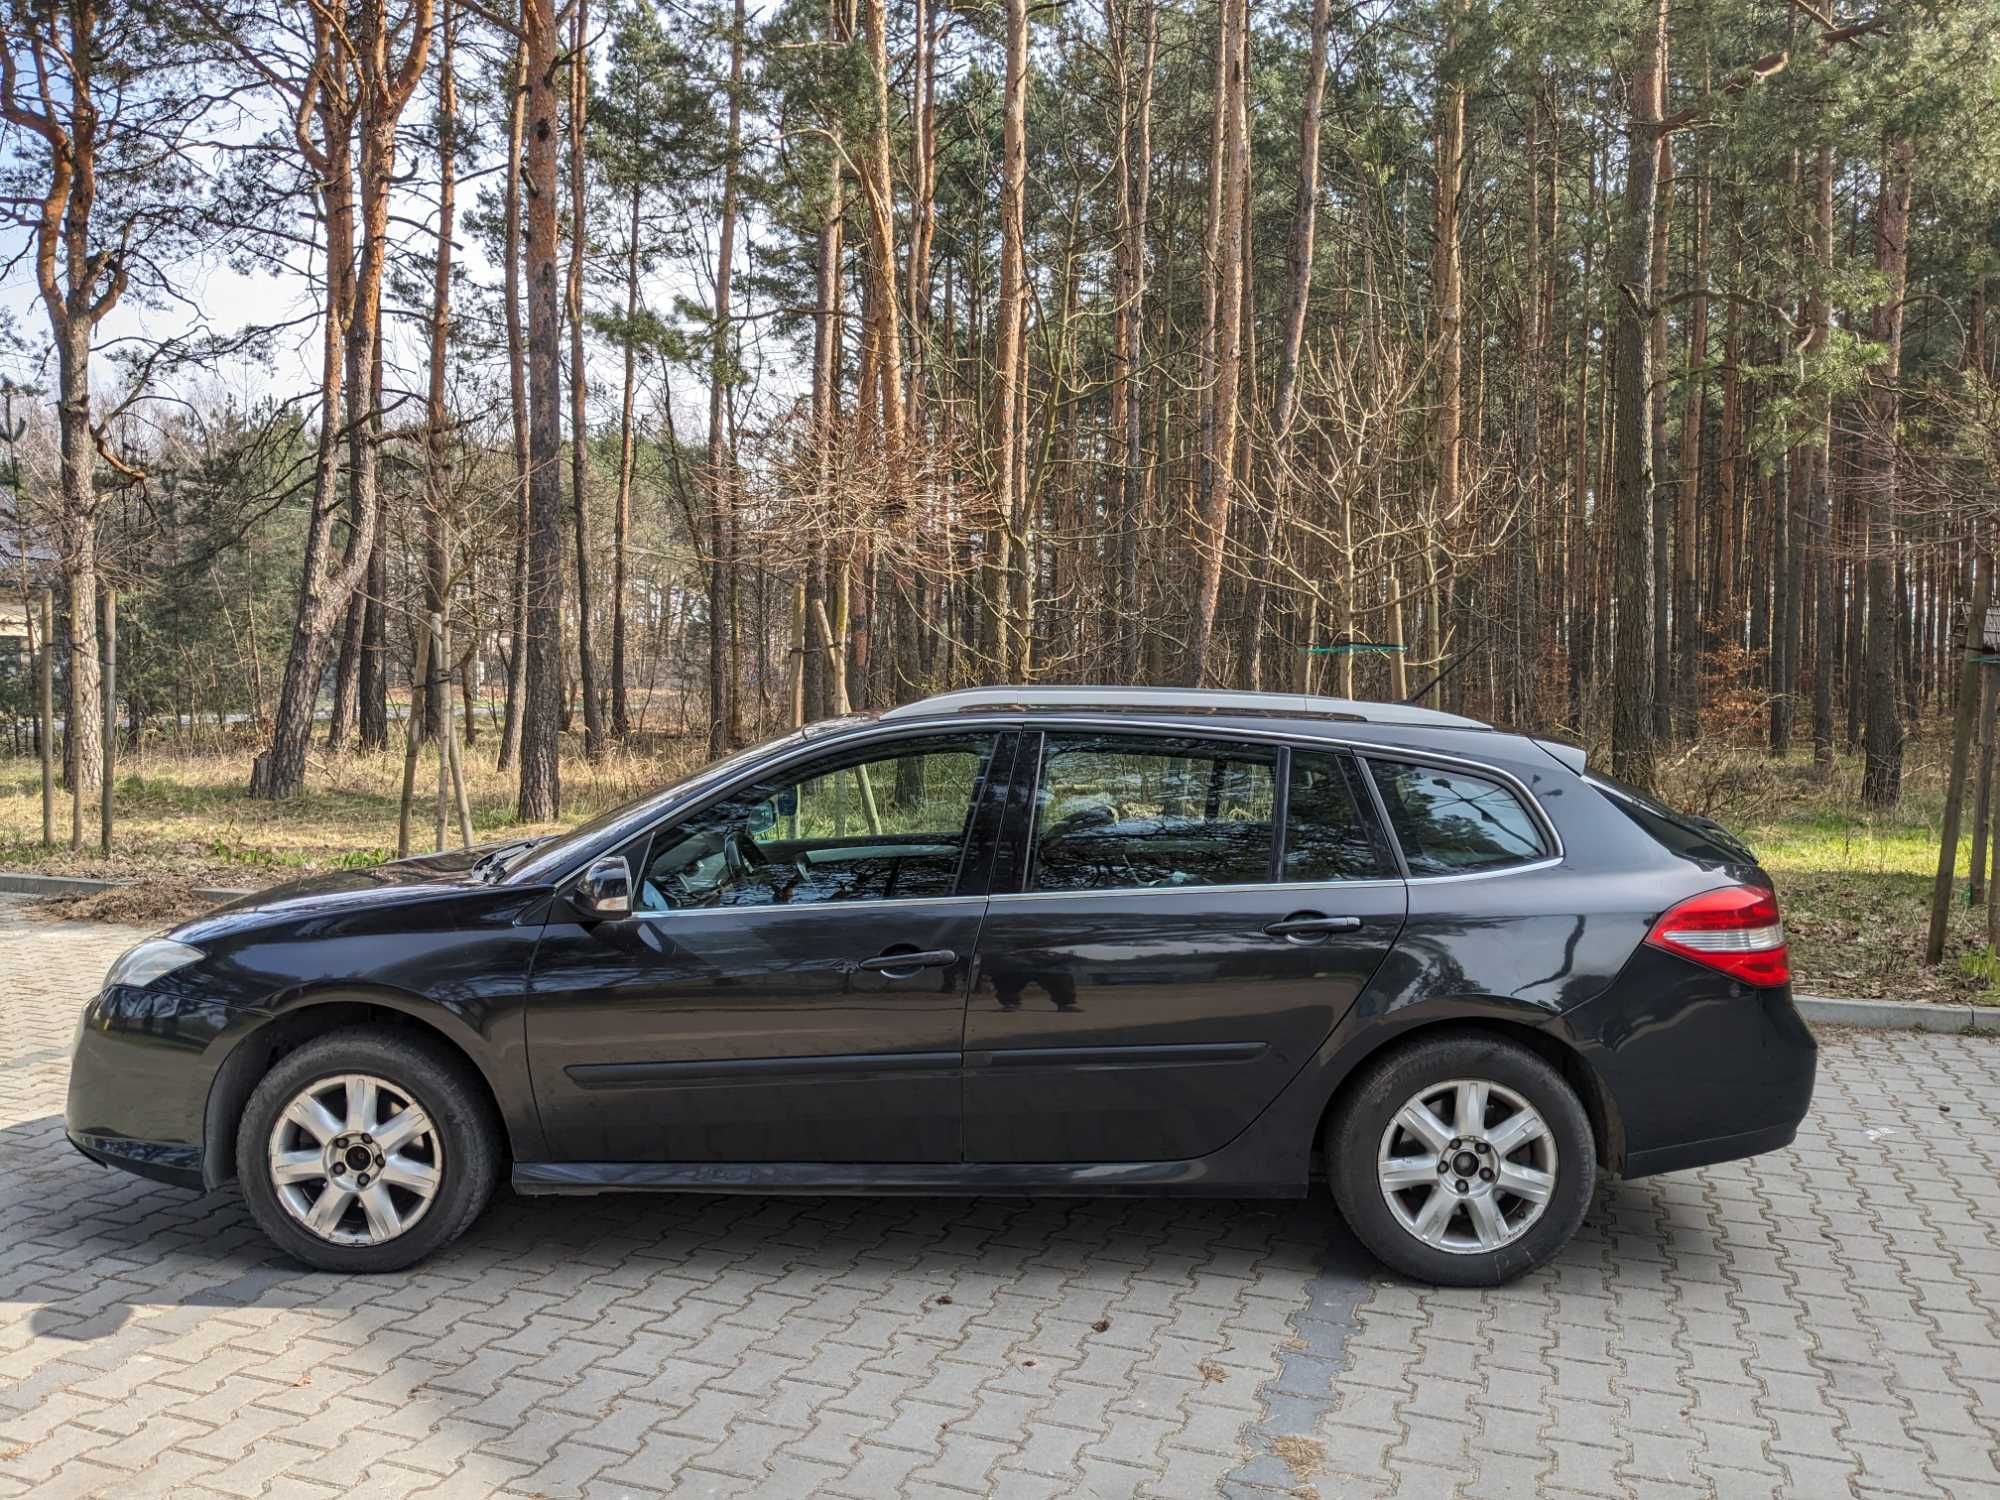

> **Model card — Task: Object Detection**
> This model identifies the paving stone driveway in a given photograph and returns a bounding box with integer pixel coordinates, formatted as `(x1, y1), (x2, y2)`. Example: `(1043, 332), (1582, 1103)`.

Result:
(3, 899), (1998, 1499)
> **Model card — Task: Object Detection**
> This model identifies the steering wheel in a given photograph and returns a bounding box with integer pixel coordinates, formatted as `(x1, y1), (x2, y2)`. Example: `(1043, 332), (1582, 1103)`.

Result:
(723, 826), (769, 880)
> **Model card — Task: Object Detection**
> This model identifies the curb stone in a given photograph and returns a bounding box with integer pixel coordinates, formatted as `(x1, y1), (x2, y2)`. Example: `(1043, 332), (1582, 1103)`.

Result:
(1794, 993), (2000, 1034)
(0, 872), (254, 903)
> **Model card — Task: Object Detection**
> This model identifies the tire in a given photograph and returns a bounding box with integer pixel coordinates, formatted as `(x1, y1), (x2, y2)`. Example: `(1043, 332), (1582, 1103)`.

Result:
(236, 1026), (500, 1273)
(1326, 1032), (1595, 1287)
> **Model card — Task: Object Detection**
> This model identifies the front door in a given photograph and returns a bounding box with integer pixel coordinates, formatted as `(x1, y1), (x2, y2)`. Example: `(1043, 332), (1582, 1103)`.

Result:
(527, 731), (1013, 1163)
(964, 732), (1407, 1163)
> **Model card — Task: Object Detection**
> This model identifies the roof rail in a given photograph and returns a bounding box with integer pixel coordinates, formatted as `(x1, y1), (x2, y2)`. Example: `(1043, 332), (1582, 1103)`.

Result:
(878, 685), (1490, 729)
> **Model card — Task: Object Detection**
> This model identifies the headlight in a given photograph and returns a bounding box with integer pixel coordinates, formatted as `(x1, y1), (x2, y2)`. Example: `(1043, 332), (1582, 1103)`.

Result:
(104, 938), (205, 991)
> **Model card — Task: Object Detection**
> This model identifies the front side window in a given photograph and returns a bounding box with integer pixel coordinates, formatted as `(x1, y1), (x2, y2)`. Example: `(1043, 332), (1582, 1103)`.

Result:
(635, 735), (997, 909)
(1284, 751), (1392, 882)
(1366, 759), (1548, 876)
(1030, 734), (1276, 892)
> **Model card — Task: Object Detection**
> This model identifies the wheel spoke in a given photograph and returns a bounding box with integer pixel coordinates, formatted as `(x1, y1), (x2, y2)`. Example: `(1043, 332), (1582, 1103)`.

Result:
(1377, 1075), (1560, 1259)
(378, 1153), (439, 1196)
(1455, 1080), (1489, 1134)
(1411, 1186), (1458, 1245)
(1379, 1154), (1441, 1191)
(1486, 1108), (1547, 1159)
(357, 1184), (402, 1242)
(305, 1183), (353, 1235)
(1495, 1162), (1555, 1204)
(1466, 1192), (1507, 1250)
(284, 1096), (344, 1146)
(1396, 1101), (1453, 1154)
(270, 1150), (324, 1186)
(373, 1105), (431, 1155)
(344, 1076), (379, 1135)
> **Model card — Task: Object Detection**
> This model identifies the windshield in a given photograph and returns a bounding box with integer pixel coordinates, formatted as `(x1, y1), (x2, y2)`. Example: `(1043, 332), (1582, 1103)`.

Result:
(502, 728), (812, 885)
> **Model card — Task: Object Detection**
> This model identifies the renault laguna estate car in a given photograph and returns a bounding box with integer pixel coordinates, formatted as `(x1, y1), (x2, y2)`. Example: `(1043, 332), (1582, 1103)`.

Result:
(66, 686), (1815, 1285)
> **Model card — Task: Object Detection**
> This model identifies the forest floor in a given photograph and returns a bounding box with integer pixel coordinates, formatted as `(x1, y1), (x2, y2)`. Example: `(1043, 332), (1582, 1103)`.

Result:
(0, 728), (1990, 1004)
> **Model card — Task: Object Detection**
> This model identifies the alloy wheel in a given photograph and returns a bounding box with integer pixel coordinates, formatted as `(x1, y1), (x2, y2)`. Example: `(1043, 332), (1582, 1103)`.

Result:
(266, 1073), (444, 1247)
(1376, 1077), (1558, 1255)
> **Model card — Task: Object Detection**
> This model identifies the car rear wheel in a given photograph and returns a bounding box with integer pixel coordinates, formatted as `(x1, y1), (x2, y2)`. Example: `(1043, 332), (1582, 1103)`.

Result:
(1326, 1032), (1595, 1286)
(236, 1027), (499, 1273)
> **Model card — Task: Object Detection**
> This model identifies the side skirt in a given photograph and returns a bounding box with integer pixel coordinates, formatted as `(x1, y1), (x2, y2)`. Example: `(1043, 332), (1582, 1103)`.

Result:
(512, 1159), (1307, 1199)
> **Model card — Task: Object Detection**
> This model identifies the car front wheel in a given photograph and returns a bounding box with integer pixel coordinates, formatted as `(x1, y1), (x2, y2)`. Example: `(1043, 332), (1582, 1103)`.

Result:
(1326, 1032), (1595, 1286)
(236, 1027), (499, 1273)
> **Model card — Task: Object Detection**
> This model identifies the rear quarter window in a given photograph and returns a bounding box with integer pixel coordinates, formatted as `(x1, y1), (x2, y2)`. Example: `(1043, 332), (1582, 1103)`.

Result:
(1365, 759), (1550, 876)
(1584, 772), (1759, 866)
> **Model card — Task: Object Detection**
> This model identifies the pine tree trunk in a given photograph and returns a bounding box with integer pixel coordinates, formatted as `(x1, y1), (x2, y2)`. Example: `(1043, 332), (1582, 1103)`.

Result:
(706, 0), (746, 754)
(611, 181), (639, 741)
(517, 0), (565, 820)
(1860, 138), (1914, 808)
(1609, 0), (1665, 787)
(990, 0), (1031, 679)
(498, 41), (530, 774)
(568, 0), (604, 762)
(1185, 0), (1249, 686)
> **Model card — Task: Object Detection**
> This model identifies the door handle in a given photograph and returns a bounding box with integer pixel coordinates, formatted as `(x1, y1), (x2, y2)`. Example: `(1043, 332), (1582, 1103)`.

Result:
(856, 948), (958, 974)
(1262, 914), (1362, 940)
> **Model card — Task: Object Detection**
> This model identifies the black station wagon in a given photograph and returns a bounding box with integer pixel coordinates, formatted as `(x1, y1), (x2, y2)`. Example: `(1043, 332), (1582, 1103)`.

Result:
(67, 686), (1816, 1285)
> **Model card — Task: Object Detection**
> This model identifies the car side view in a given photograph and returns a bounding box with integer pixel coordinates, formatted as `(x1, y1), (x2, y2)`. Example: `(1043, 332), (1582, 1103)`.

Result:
(66, 686), (1816, 1285)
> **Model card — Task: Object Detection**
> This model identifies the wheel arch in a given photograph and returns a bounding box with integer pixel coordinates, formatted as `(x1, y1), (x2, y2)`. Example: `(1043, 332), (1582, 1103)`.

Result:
(1310, 1012), (1624, 1177)
(201, 987), (517, 1191)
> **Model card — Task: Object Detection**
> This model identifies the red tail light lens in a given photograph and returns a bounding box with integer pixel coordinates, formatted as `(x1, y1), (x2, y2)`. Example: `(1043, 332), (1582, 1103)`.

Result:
(1644, 884), (1789, 987)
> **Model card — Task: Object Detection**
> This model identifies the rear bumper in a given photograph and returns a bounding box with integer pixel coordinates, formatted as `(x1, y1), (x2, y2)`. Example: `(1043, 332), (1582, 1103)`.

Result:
(1622, 1119), (1800, 1179)
(1562, 950), (1817, 1179)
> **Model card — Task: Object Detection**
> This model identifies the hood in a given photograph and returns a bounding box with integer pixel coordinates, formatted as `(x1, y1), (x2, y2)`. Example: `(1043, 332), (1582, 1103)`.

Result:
(176, 846), (506, 940)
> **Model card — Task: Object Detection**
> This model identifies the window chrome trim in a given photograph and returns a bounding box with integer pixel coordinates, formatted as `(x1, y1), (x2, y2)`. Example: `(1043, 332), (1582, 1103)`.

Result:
(1400, 854), (1565, 885)
(621, 893), (991, 920)
(989, 878), (1406, 904)
(549, 710), (1566, 890)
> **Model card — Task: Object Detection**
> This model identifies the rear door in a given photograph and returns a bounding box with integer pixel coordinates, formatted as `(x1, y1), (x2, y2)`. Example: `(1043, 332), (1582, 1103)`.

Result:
(963, 731), (1407, 1163)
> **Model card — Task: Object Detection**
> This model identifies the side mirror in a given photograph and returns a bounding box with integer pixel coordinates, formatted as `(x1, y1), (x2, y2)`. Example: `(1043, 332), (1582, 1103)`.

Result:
(574, 854), (633, 919)
(747, 798), (778, 835)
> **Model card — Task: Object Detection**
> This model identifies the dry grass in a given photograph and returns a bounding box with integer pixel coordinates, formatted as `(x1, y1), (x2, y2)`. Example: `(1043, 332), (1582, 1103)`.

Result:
(0, 736), (714, 889)
(1, 727), (1993, 1003)
(29, 880), (225, 926)
(1268, 1434), (1325, 1484)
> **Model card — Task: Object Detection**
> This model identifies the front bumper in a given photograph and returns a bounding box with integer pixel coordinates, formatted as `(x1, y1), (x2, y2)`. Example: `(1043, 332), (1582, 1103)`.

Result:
(65, 983), (235, 1192)
(67, 1130), (205, 1190)
(1562, 949), (1817, 1179)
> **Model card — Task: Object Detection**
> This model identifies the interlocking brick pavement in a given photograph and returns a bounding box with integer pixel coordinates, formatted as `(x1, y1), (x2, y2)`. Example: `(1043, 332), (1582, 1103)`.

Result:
(2, 897), (1997, 1498)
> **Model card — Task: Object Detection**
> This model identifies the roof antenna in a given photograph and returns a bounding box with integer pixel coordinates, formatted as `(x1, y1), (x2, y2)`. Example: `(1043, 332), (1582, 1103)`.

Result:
(1404, 640), (1480, 705)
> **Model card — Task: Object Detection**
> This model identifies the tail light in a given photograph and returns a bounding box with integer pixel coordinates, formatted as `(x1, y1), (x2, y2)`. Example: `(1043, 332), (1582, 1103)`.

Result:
(1644, 884), (1789, 987)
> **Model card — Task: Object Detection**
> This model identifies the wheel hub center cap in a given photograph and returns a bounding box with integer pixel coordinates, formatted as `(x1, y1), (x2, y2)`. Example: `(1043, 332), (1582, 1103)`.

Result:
(1452, 1149), (1480, 1176)
(344, 1144), (373, 1171)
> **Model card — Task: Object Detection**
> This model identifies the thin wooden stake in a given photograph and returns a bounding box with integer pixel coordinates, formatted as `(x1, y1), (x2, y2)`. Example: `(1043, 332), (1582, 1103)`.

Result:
(441, 615), (473, 847)
(432, 612), (449, 853)
(398, 626), (432, 859)
(1972, 664), (1998, 904)
(38, 591), (52, 848)
(1933, 551), (1992, 963)
(99, 590), (116, 855)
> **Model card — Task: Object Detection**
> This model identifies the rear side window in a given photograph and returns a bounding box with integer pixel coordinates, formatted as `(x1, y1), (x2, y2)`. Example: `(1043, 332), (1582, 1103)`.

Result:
(1585, 772), (1758, 866)
(1366, 759), (1548, 876)
(1283, 751), (1392, 882)
(1030, 734), (1275, 891)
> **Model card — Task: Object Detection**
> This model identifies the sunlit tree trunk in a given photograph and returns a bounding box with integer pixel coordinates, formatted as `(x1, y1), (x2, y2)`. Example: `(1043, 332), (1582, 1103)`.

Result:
(518, 0), (565, 819)
(1860, 137), (1914, 809)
